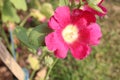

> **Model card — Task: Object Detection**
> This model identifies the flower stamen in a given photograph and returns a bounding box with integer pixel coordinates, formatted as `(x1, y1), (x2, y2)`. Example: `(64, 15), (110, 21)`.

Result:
(62, 24), (79, 43)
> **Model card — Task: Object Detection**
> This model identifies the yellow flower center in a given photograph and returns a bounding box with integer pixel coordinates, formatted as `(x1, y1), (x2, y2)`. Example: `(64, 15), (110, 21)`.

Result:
(62, 24), (79, 43)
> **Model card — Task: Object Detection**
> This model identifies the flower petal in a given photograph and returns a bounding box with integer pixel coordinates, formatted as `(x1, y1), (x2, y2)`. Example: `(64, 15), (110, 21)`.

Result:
(97, 5), (107, 16)
(45, 32), (68, 58)
(48, 16), (60, 30)
(87, 23), (102, 45)
(81, 11), (96, 23)
(70, 43), (91, 60)
(71, 9), (96, 26)
(71, 9), (87, 28)
(54, 6), (71, 28)
(79, 28), (90, 44)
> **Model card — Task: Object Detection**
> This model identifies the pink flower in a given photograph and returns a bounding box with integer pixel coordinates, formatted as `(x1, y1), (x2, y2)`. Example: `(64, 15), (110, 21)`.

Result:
(45, 6), (102, 60)
(82, 0), (107, 17)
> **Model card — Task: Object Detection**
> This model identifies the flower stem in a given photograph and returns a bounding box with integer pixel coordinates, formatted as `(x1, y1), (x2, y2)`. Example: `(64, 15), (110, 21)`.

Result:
(30, 70), (37, 80)
(45, 58), (58, 80)
(9, 30), (16, 60)
(20, 14), (31, 27)
(0, 26), (11, 51)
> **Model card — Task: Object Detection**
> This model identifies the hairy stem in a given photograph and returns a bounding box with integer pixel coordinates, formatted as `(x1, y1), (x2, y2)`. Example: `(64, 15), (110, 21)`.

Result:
(20, 14), (31, 27)
(45, 58), (58, 80)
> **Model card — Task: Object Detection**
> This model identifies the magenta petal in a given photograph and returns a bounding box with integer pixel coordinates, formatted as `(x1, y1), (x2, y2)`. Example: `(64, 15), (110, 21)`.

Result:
(48, 16), (60, 30)
(70, 43), (91, 60)
(81, 11), (96, 23)
(79, 28), (90, 44)
(75, 18), (87, 29)
(97, 5), (107, 17)
(99, 0), (104, 5)
(87, 23), (102, 45)
(71, 9), (96, 25)
(54, 47), (68, 59)
(45, 32), (68, 58)
(45, 32), (56, 51)
(71, 9), (87, 27)
(54, 6), (71, 28)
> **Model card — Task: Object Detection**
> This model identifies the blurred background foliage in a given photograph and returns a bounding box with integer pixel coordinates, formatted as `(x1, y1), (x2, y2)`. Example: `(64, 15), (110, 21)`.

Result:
(0, 0), (120, 80)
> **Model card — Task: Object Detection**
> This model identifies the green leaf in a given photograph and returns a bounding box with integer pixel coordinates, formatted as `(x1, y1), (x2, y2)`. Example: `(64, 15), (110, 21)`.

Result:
(15, 27), (38, 53)
(88, 0), (103, 13)
(14, 26), (30, 47)
(31, 24), (52, 33)
(2, 1), (20, 23)
(59, 0), (69, 6)
(28, 29), (44, 48)
(28, 24), (52, 48)
(88, 0), (101, 5)
(10, 0), (27, 11)
(88, 3), (103, 13)
(14, 24), (52, 53)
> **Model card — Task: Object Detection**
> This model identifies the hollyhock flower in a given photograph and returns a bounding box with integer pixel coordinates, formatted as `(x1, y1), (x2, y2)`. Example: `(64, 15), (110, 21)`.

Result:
(82, 0), (107, 17)
(45, 6), (102, 60)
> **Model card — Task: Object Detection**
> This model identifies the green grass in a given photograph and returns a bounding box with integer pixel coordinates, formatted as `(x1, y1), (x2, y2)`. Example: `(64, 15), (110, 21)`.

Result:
(50, 1), (120, 80)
